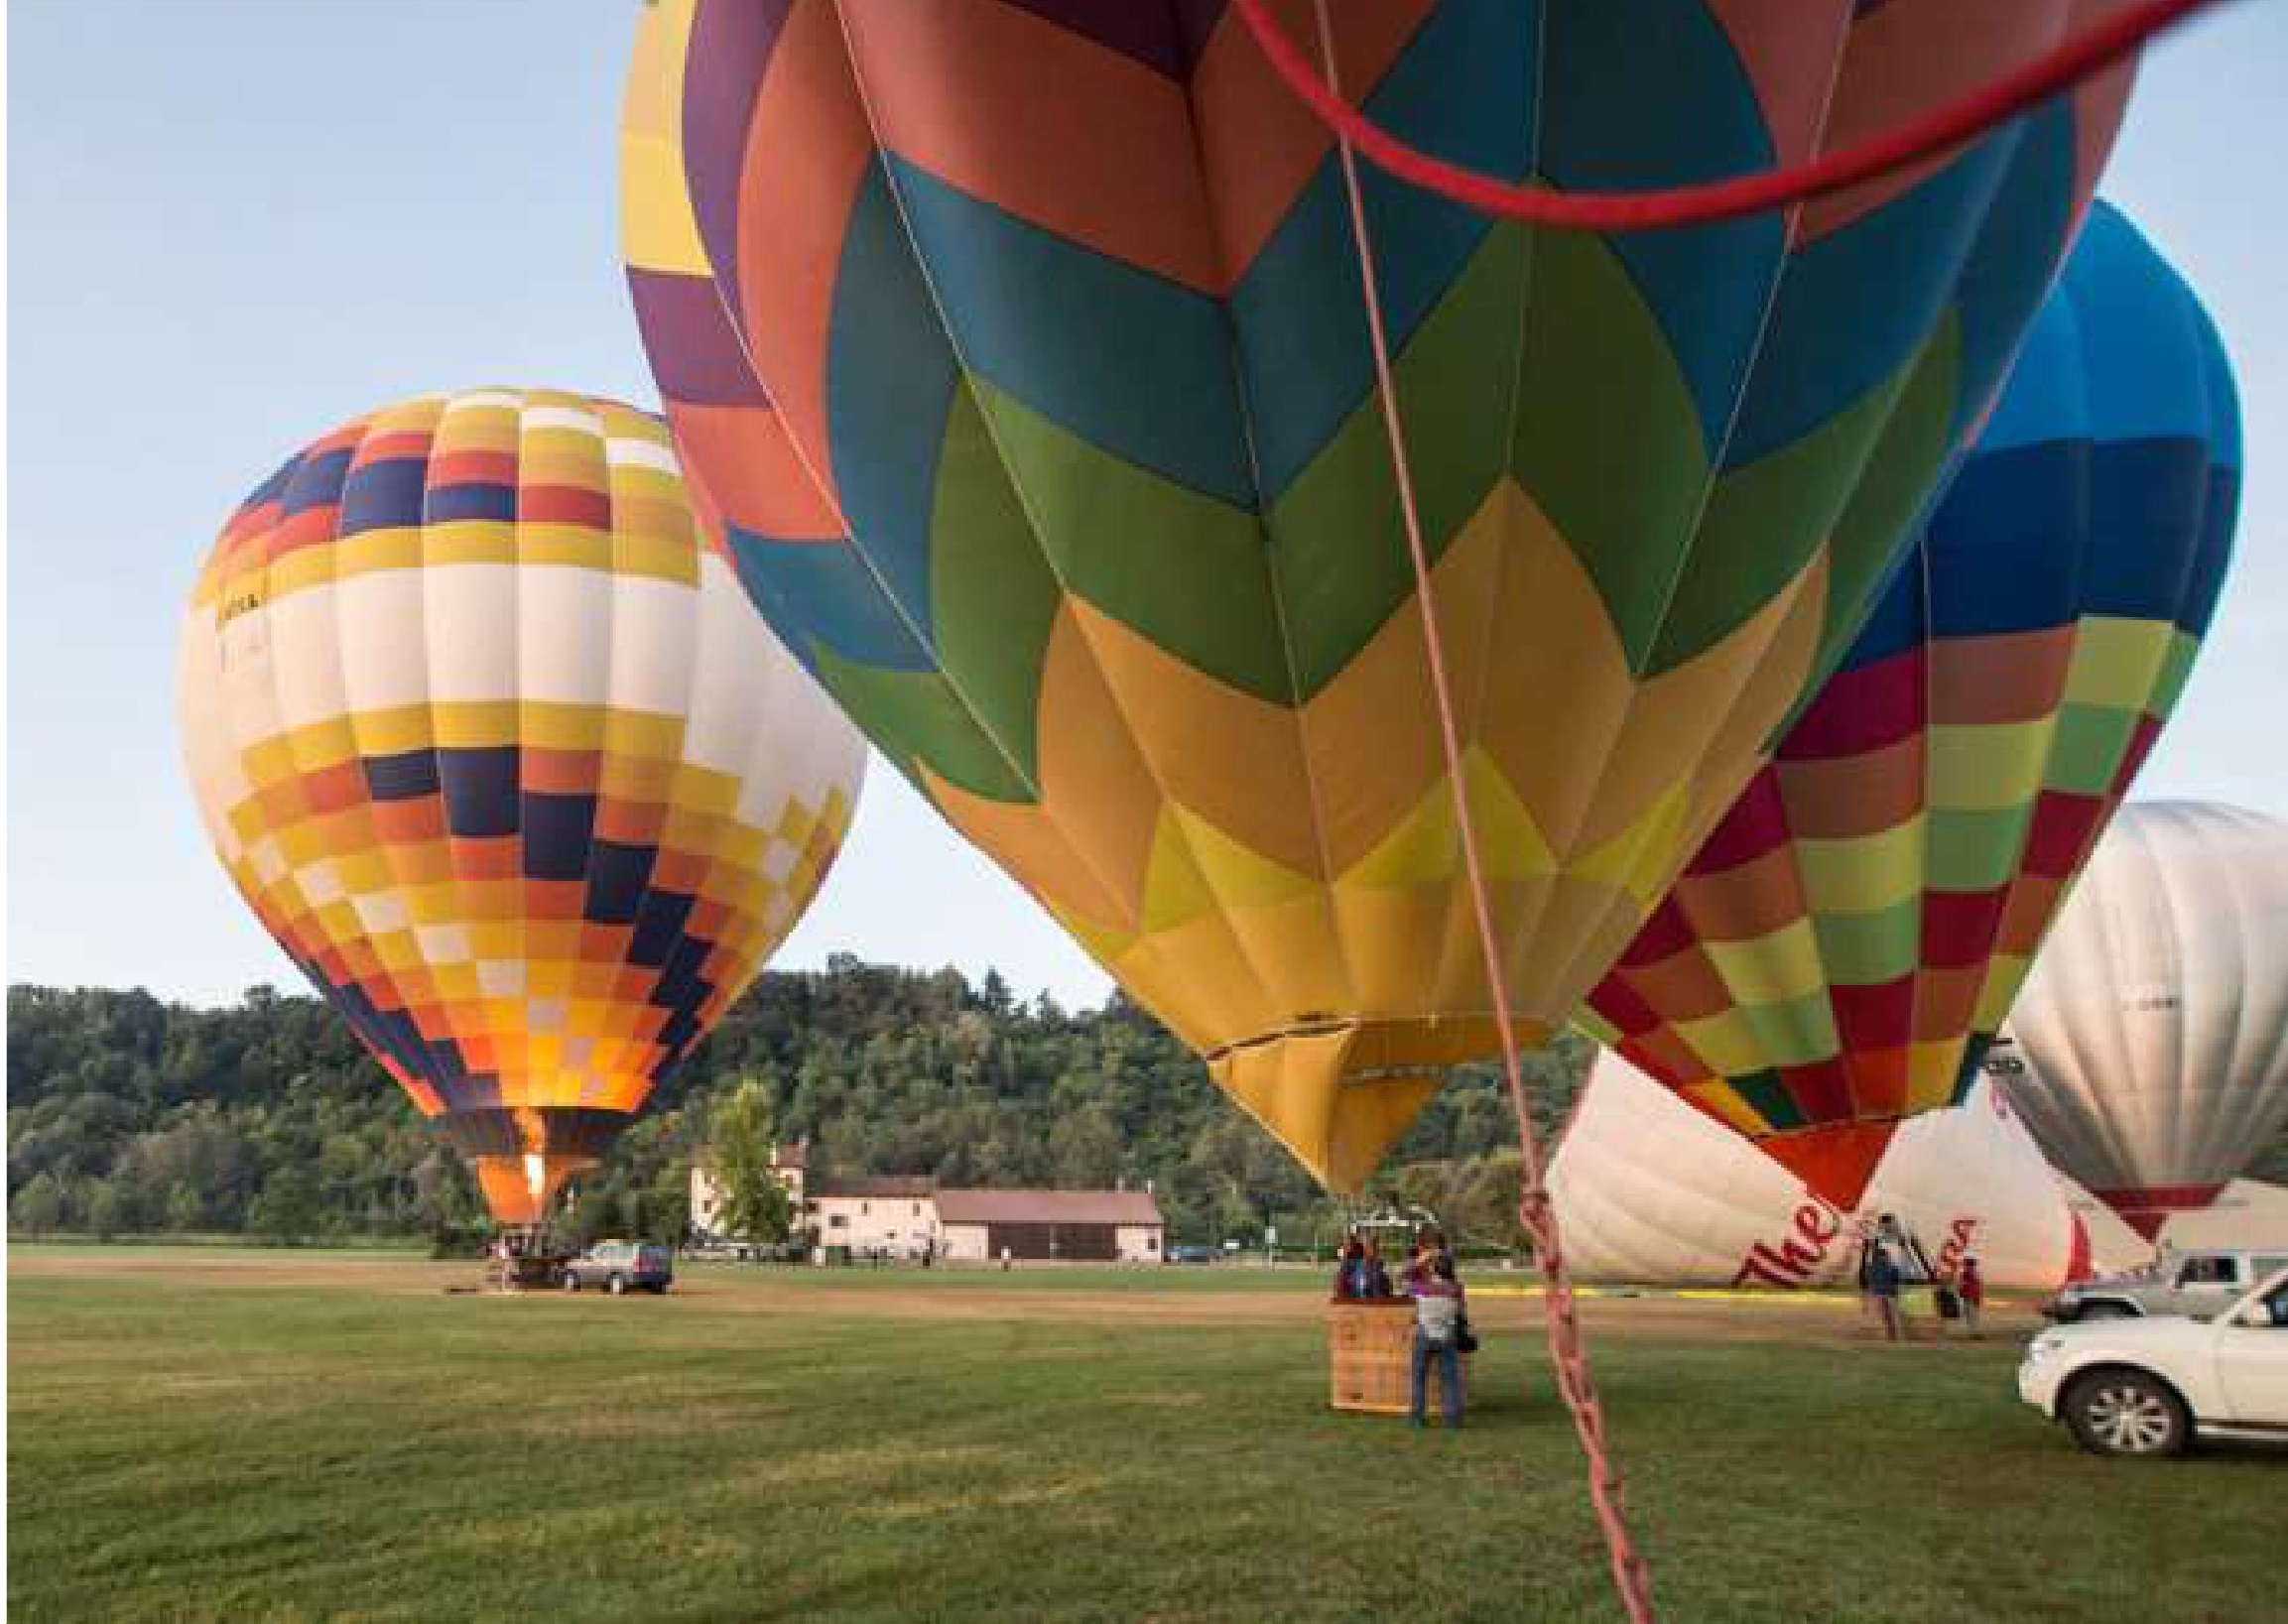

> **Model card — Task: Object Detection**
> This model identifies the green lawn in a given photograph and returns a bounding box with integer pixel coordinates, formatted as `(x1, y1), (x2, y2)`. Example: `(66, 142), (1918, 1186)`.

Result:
(8, 1248), (2277, 1623)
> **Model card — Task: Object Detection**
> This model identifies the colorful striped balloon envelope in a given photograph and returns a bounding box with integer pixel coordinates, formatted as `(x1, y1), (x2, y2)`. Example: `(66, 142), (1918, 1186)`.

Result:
(179, 390), (867, 1223)
(621, 0), (2135, 1191)
(1584, 204), (2239, 1209)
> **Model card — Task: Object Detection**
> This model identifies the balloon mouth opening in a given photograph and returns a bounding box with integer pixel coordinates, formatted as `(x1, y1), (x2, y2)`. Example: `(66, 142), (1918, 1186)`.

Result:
(472, 1154), (599, 1226)
(1209, 1016), (1549, 1194)
(2092, 1184), (2225, 1242)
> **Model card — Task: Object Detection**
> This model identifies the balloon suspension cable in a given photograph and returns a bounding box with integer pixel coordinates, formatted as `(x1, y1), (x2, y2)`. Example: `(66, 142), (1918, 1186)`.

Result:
(1249, 0), (2226, 233)
(1307, 5), (1655, 1621)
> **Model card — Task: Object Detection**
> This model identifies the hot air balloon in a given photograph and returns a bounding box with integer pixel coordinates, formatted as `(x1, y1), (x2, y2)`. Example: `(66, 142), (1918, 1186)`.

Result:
(1548, 1050), (2143, 1291)
(179, 389), (866, 1225)
(621, 0), (2133, 1191)
(2001, 802), (2288, 1240)
(1583, 201), (2238, 1210)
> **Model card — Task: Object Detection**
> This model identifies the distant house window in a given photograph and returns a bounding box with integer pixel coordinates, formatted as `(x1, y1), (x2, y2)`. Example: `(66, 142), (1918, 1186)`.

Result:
(913, 1202), (923, 1217)
(1146, 1234), (1159, 1252)
(828, 1215), (847, 1230)
(861, 1201), (871, 1216)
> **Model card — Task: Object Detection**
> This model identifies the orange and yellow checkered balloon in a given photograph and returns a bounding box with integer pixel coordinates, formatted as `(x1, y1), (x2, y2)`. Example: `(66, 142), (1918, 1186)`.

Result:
(179, 389), (865, 1222)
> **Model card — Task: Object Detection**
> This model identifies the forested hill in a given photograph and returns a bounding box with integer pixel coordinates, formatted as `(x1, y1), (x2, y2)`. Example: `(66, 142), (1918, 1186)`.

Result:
(6, 962), (1589, 1249)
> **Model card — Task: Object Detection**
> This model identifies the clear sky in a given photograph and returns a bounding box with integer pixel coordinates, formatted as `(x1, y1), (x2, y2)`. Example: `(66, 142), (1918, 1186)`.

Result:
(9, 1), (2287, 1010)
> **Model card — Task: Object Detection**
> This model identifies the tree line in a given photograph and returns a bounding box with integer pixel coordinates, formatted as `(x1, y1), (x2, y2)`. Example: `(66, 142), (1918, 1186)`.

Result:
(7, 963), (1589, 1252)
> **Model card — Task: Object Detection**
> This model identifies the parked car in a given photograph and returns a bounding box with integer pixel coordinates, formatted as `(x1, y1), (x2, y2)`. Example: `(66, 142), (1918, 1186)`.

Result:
(1166, 1244), (1215, 1265)
(2046, 1247), (2288, 1322)
(2018, 1262), (2288, 1456)
(559, 1240), (674, 1295)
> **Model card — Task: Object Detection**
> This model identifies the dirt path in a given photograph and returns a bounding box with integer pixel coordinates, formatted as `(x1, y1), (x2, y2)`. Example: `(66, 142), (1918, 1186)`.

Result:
(9, 1247), (2043, 1347)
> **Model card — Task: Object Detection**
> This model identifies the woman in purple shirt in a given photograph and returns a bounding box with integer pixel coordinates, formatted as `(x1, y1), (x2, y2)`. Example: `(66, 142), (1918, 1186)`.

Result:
(1409, 1254), (1466, 1429)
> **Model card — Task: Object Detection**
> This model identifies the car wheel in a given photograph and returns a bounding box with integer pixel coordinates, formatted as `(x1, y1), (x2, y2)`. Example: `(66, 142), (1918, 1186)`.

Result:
(2064, 1370), (2188, 1457)
(609, 1273), (627, 1297)
(561, 1271), (578, 1293)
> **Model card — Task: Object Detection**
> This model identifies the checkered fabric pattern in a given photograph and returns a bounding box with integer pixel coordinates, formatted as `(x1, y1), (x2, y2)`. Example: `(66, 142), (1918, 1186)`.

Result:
(618, 0), (2131, 1191)
(1584, 206), (2239, 1207)
(181, 389), (866, 1218)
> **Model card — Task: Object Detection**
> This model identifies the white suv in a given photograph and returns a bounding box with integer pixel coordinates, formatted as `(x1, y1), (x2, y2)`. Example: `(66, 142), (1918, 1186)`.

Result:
(2019, 1264), (2288, 1456)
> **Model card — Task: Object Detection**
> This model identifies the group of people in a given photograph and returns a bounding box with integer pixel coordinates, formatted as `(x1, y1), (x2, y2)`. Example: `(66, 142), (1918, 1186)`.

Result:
(1333, 1231), (1471, 1429)
(1854, 1215), (1983, 1341)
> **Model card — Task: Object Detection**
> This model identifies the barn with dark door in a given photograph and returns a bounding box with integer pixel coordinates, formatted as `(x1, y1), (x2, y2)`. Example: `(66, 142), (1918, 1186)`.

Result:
(934, 1189), (1164, 1263)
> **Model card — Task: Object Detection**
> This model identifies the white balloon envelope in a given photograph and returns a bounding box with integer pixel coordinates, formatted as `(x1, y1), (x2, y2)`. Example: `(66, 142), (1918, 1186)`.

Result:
(1549, 1050), (2139, 1291)
(2002, 801), (2288, 1240)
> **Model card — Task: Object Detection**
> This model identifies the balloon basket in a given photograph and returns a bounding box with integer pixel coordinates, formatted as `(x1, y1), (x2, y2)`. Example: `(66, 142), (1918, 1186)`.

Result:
(485, 1224), (572, 1293)
(1327, 1302), (1468, 1415)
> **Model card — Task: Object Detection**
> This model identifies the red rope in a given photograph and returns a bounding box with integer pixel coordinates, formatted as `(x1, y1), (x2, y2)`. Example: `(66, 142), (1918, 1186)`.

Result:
(1306, 5), (1657, 1619)
(1243, 0), (2226, 231)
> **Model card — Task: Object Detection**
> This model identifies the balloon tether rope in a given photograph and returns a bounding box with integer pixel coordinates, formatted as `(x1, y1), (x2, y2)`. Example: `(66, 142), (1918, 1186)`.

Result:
(1309, 4), (1656, 1618)
(1249, 0), (2224, 233)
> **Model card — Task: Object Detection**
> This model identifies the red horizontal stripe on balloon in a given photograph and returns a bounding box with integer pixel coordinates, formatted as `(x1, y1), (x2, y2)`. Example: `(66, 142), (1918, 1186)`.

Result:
(1910, 968), (1980, 1044)
(1586, 979), (1661, 1040)
(1622, 1030), (1714, 1092)
(1773, 733), (1926, 840)
(1778, 648), (1925, 760)
(2021, 790), (2106, 879)
(1613, 945), (1733, 1026)
(517, 485), (614, 529)
(2108, 712), (2165, 795)
(300, 761), (369, 817)
(1928, 626), (2073, 724)
(1845, 1048), (1909, 1118)
(1779, 1057), (1854, 1125)
(354, 430), (436, 469)
(369, 799), (445, 844)
(593, 799), (667, 846)
(267, 507), (341, 560)
(425, 449), (518, 490)
(1921, 888), (2008, 968)
(522, 880), (586, 922)
(523, 749), (601, 795)
(1832, 975), (1914, 1052)
(1992, 870), (2066, 955)
(1612, 897), (1697, 968)
(1674, 842), (1810, 942)
(836, 0), (1223, 293)
(447, 837), (521, 882)
(1684, 769), (1792, 875)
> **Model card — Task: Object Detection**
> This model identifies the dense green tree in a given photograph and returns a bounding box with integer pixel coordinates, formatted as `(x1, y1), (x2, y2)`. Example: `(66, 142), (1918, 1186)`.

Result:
(705, 1080), (792, 1243)
(2, 969), (1628, 1248)
(249, 1166), (322, 1245)
(11, 1172), (69, 1236)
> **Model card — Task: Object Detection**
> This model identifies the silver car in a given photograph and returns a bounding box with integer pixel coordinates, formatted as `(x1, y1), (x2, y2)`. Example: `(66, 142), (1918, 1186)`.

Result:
(2047, 1248), (2288, 1323)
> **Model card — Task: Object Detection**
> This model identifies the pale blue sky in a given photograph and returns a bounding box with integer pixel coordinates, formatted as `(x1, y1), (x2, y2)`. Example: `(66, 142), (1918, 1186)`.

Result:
(10, 1), (2287, 1008)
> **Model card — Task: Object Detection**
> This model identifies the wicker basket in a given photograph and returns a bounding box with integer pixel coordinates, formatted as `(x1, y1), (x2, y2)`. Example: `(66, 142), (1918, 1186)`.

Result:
(1328, 1301), (1469, 1416)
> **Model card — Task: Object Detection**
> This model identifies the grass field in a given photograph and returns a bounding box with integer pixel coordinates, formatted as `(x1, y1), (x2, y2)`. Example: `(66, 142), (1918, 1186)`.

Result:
(8, 1248), (2279, 1623)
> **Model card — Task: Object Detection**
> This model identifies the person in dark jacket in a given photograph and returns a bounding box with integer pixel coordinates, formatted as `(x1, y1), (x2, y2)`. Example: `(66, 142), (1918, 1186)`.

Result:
(1866, 1244), (1904, 1342)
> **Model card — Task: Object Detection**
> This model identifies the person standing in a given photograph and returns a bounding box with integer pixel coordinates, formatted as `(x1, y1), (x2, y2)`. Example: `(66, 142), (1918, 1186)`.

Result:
(1408, 1254), (1467, 1429)
(1867, 1243), (1904, 1342)
(1957, 1255), (1984, 1340)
